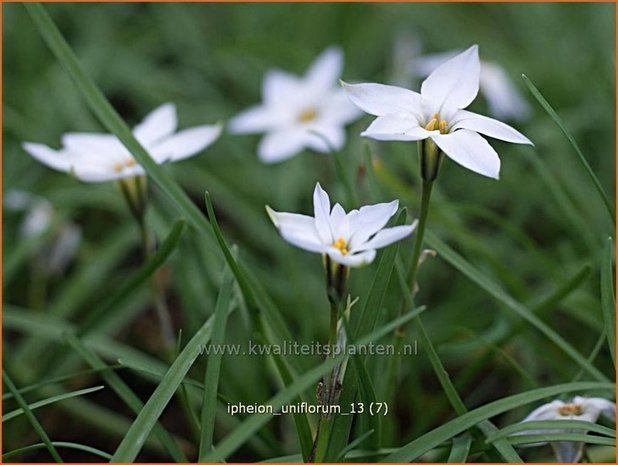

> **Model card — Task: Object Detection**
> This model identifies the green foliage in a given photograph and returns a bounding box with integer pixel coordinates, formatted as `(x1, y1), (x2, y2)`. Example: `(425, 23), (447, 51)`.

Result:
(3, 2), (615, 463)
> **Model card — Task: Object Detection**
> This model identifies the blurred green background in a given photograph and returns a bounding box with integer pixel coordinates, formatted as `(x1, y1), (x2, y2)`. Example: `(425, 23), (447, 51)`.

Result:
(3, 2), (615, 462)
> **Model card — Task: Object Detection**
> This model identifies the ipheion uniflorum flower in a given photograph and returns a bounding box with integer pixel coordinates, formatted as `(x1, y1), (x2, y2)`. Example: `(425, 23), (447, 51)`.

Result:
(23, 103), (222, 182)
(516, 396), (616, 462)
(229, 47), (362, 163)
(267, 183), (417, 268)
(342, 45), (533, 180)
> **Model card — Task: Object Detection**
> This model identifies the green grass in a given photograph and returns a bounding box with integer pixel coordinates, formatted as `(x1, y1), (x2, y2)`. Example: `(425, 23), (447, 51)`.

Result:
(3, 2), (615, 463)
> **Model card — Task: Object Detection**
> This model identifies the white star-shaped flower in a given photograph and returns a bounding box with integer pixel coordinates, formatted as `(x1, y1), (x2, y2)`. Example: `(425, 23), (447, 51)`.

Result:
(267, 183), (417, 268)
(23, 103), (222, 182)
(229, 47), (362, 163)
(516, 396), (616, 462)
(342, 45), (533, 179)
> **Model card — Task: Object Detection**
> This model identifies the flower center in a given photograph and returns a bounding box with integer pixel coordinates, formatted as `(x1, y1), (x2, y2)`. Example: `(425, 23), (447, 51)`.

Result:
(297, 107), (318, 124)
(424, 113), (448, 134)
(114, 158), (137, 173)
(333, 237), (349, 255)
(558, 403), (583, 416)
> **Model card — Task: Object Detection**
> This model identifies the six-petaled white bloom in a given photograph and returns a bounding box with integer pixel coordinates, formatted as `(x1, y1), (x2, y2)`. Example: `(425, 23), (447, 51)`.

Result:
(23, 103), (222, 182)
(517, 396), (616, 462)
(229, 47), (362, 163)
(267, 183), (417, 267)
(342, 45), (533, 179)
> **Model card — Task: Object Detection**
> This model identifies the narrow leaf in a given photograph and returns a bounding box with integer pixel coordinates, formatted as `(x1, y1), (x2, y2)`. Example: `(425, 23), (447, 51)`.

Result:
(205, 191), (314, 458)
(3, 385), (104, 422)
(64, 333), (188, 462)
(111, 312), (219, 461)
(487, 419), (616, 442)
(198, 264), (235, 460)
(3, 442), (112, 461)
(447, 433), (472, 462)
(381, 381), (614, 462)
(2, 370), (63, 462)
(426, 231), (609, 382)
(522, 74), (614, 223)
(600, 237), (616, 366)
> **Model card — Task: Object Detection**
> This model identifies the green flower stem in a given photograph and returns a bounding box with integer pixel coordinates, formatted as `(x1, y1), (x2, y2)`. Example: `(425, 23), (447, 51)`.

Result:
(310, 259), (346, 462)
(137, 216), (176, 355)
(406, 178), (434, 287)
(385, 178), (433, 396)
(394, 175), (467, 412)
(118, 177), (176, 355)
(329, 301), (338, 354)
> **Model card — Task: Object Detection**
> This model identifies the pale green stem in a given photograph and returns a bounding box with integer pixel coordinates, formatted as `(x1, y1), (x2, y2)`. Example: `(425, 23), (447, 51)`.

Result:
(309, 259), (346, 462)
(137, 215), (176, 355)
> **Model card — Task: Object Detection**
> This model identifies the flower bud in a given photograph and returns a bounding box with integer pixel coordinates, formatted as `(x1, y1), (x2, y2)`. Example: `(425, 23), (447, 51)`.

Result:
(418, 138), (443, 182)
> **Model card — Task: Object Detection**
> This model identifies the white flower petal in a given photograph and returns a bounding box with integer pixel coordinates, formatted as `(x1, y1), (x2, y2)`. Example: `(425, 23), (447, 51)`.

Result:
(319, 89), (363, 125)
(326, 248), (376, 268)
(21, 201), (54, 238)
(313, 182), (333, 244)
(73, 164), (145, 183)
(581, 397), (616, 423)
(341, 82), (422, 117)
(263, 70), (302, 107)
(23, 142), (73, 173)
(151, 124), (222, 163)
(329, 203), (348, 239)
(305, 46), (343, 93)
(266, 207), (324, 253)
(361, 115), (432, 141)
(420, 45), (480, 112)
(133, 103), (177, 146)
(61, 133), (128, 165)
(348, 200), (399, 248)
(258, 129), (308, 163)
(228, 104), (285, 134)
(354, 223), (416, 252)
(431, 129), (501, 179)
(551, 441), (584, 463)
(479, 63), (531, 121)
(521, 400), (565, 423)
(451, 110), (533, 145)
(306, 125), (345, 152)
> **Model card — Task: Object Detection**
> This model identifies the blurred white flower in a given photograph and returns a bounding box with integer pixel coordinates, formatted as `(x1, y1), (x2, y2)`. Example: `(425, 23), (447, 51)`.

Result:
(5, 190), (82, 275)
(20, 199), (54, 238)
(229, 47), (362, 163)
(22, 103), (222, 182)
(267, 183), (416, 267)
(343, 45), (533, 179)
(410, 49), (531, 122)
(517, 396), (616, 462)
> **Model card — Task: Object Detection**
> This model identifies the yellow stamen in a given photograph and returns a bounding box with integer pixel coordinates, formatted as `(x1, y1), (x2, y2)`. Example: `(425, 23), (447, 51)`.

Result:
(333, 237), (349, 256)
(114, 158), (137, 173)
(438, 120), (447, 133)
(424, 118), (438, 131)
(298, 107), (318, 123)
(558, 403), (583, 416)
(425, 112), (448, 134)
